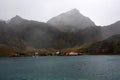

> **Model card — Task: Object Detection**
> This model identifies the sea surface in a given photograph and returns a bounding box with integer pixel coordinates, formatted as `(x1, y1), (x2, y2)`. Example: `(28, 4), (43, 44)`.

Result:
(0, 55), (120, 80)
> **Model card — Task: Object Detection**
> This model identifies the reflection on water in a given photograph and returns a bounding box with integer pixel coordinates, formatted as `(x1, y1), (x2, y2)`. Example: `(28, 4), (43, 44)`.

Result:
(0, 55), (120, 80)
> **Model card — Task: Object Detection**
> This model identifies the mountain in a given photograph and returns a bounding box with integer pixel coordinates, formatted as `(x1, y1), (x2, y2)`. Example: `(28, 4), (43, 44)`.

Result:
(0, 14), (104, 51)
(0, 16), (61, 50)
(9, 15), (27, 25)
(59, 20), (120, 54)
(84, 34), (120, 54)
(6, 15), (102, 49)
(47, 9), (95, 31)
(10, 16), (60, 49)
(102, 21), (120, 38)
(0, 11), (120, 56)
(53, 26), (103, 49)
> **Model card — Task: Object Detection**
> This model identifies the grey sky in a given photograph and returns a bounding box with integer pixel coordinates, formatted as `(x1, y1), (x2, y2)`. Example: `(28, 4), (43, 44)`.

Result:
(0, 0), (120, 26)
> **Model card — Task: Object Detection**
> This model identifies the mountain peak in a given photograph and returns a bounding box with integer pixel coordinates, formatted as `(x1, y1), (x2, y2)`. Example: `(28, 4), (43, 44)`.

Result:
(15, 15), (21, 18)
(9, 15), (25, 24)
(64, 8), (83, 16)
(11, 15), (23, 20)
(47, 9), (95, 31)
(68, 8), (80, 13)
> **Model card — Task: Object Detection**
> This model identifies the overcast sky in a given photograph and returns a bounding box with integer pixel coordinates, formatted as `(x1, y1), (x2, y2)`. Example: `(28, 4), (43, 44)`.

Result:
(0, 0), (120, 26)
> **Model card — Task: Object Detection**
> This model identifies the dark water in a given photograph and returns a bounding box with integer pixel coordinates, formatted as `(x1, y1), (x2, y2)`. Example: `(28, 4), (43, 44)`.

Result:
(0, 56), (120, 80)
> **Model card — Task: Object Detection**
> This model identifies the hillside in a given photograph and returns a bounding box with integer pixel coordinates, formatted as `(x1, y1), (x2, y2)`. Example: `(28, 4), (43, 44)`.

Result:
(102, 21), (120, 38)
(85, 34), (120, 54)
